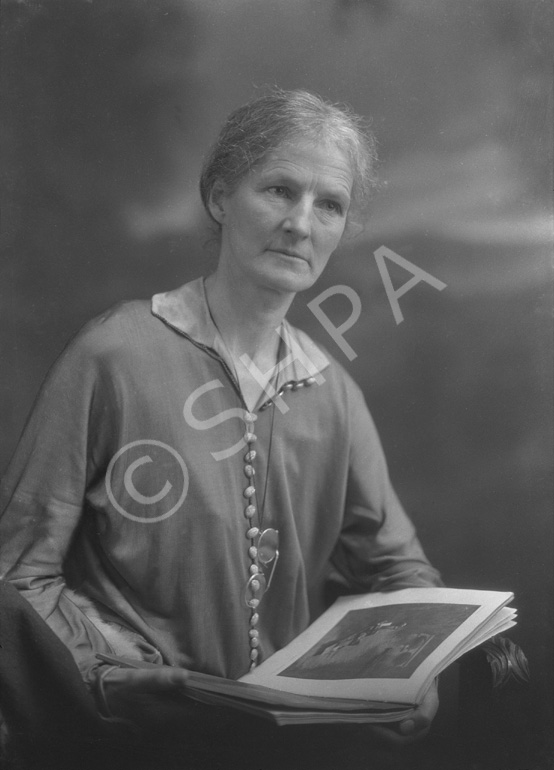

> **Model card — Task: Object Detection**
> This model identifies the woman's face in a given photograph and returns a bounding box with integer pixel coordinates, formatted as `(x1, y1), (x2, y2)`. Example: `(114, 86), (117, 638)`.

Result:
(209, 139), (353, 296)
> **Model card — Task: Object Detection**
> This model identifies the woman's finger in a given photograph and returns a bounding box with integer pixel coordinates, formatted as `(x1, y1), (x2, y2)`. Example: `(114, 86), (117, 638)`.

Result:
(103, 665), (190, 694)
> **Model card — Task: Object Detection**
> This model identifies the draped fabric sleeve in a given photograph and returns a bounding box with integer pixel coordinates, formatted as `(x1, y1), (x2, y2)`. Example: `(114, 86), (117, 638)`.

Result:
(328, 381), (442, 594)
(0, 319), (158, 694)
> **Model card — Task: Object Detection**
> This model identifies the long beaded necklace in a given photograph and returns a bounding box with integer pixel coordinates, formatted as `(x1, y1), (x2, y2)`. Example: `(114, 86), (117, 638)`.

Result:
(241, 403), (279, 669)
(204, 294), (280, 670)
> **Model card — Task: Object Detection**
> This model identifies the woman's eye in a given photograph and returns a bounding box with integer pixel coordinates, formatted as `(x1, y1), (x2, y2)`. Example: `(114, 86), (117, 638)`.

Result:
(322, 200), (342, 215)
(269, 186), (288, 197)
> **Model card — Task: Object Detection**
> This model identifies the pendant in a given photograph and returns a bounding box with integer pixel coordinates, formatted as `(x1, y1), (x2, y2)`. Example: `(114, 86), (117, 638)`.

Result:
(243, 528), (280, 608)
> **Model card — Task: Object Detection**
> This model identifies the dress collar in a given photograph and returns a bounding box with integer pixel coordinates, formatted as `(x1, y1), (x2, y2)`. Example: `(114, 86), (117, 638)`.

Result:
(151, 278), (330, 389)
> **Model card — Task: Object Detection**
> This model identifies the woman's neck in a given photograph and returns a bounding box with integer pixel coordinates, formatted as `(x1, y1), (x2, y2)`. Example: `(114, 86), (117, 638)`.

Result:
(204, 270), (294, 370)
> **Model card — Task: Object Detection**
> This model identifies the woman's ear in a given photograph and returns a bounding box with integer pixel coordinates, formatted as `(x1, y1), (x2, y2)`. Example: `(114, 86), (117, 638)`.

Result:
(207, 181), (228, 225)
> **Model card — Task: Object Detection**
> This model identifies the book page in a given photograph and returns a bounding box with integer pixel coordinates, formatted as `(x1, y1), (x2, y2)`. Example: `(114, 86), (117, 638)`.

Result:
(240, 587), (514, 705)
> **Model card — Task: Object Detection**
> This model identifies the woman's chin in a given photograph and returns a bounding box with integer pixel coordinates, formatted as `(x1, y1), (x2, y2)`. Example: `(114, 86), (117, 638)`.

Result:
(258, 271), (316, 296)
(253, 260), (318, 295)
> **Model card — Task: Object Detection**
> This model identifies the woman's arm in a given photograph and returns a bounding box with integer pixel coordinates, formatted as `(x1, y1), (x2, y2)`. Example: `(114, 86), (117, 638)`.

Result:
(328, 380), (442, 596)
(0, 323), (159, 695)
(326, 381), (442, 744)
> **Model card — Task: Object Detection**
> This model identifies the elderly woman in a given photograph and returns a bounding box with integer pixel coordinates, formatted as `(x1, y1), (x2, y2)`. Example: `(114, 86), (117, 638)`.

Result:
(0, 89), (441, 766)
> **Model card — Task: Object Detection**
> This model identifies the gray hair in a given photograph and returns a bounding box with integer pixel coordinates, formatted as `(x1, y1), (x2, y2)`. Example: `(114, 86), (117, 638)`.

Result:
(199, 88), (378, 234)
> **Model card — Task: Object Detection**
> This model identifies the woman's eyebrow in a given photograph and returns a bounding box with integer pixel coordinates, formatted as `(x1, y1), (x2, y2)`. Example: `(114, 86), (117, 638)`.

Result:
(258, 167), (301, 185)
(258, 168), (351, 202)
(324, 185), (351, 203)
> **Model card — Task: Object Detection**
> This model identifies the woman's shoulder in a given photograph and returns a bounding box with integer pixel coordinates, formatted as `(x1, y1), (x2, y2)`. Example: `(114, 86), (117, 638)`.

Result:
(60, 298), (164, 366)
(89, 296), (149, 326)
(286, 322), (366, 404)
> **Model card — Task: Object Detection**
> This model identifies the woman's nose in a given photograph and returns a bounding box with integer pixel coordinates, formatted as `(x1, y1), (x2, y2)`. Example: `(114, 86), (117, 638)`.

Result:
(283, 198), (312, 238)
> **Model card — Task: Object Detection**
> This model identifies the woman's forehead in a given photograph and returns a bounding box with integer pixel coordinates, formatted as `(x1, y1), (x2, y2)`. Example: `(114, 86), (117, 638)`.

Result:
(254, 139), (353, 188)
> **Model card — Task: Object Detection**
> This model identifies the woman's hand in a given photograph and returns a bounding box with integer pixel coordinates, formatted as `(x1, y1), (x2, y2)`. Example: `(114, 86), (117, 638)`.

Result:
(100, 666), (195, 729)
(367, 678), (439, 746)
(100, 667), (439, 745)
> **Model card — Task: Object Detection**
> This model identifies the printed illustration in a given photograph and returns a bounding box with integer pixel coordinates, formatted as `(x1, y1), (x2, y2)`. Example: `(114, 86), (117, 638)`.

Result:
(279, 603), (478, 680)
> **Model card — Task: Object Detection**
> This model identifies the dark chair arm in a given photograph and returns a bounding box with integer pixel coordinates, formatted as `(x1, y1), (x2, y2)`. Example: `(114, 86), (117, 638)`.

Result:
(457, 635), (531, 769)
(479, 635), (530, 688)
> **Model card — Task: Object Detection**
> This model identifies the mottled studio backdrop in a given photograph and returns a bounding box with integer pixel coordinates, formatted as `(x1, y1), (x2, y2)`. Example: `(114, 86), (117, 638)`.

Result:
(1, 0), (552, 766)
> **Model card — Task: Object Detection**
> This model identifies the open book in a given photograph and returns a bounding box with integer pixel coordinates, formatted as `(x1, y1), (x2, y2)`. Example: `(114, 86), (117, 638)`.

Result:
(98, 587), (516, 726)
